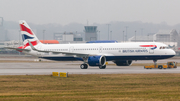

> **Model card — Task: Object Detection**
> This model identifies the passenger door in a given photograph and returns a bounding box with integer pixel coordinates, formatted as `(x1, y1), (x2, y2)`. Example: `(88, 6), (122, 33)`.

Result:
(69, 46), (74, 52)
(149, 44), (154, 54)
(99, 46), (103, 53)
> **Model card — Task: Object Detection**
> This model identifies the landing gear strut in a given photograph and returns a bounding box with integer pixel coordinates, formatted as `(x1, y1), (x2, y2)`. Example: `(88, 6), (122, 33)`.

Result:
(153, 60), (162, 69)
(80, 64), (88, 69)
(153, 60), (157, 66)
(80, 57), (88, 69)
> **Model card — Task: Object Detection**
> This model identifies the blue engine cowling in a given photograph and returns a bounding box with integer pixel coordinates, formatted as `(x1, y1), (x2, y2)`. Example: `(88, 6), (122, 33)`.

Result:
(113, 60), (132, 66)
(88, 55), (106, 66)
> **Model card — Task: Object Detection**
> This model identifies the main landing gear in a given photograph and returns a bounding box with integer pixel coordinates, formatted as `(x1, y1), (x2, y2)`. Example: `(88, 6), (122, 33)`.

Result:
(80, 57), (88, 69)
(80, 64), (107, 69)
(80, 64), (88, 69)
(80, 57), (106, 69)
(99, 65), (106, 69)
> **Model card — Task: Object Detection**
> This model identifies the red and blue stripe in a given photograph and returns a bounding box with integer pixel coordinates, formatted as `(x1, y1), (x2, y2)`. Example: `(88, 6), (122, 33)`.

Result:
(140, 45), (157, 50)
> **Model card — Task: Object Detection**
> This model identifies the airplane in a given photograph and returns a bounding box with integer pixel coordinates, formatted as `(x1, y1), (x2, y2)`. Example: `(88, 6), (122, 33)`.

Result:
(5, 20), (176, 69)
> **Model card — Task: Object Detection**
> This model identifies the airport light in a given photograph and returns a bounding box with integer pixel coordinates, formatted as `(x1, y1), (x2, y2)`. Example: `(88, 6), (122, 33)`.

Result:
(19, 30), (20, 45)
(174, 39), (175, 50)
(43, 30), (45, 44)
(64, 31), (66, 43)
(123, 31), (124, 42)
(0, 17), (3, 27)
(125, 26), (128, 41)
(135, 30), (136, 42)
(107, 24), (111, 40)
(110, 31), (112, 40)
(99, 31), (100, 40)
(141, 28), (143, 41)
(19, 30), (21, 55)
(76, 31), (77, 42)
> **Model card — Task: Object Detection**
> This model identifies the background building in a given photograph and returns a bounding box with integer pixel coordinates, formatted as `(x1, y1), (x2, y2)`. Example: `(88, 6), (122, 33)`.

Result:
(128, 35), (154, 42)
(128, 29), (179, 47)
(53, 32), (84, 43)
(84, 26), (97, 41)
(0, 17), (9, 41)
(153, 29), (178, 42)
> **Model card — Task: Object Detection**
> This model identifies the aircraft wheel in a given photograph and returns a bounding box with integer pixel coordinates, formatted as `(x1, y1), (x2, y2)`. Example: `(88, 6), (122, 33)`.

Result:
(158, 65), (163, 69)
(80, 64), (88, 69)
(99, 65), (106, 69)
(84, 64), (88, 69)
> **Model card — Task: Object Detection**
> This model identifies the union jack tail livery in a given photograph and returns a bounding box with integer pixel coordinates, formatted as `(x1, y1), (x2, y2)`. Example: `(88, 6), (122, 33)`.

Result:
(19, 20), (42, 48)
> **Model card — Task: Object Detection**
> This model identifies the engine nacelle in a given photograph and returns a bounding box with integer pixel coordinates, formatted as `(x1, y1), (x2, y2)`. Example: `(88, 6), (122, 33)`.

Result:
(113, 60), (132, 66)
(88, 55), (106, 66)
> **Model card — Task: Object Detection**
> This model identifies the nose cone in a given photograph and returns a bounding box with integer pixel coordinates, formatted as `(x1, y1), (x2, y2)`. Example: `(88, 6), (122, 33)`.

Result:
(169, 49), (176, 56)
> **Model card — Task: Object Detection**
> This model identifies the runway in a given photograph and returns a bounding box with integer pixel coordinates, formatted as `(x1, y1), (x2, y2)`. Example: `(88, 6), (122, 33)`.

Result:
(0, 55), (179, 75)
(0, 61), (180, 75)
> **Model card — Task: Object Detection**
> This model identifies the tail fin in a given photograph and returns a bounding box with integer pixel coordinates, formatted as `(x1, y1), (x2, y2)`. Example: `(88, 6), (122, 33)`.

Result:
(19, 20), (42, 48)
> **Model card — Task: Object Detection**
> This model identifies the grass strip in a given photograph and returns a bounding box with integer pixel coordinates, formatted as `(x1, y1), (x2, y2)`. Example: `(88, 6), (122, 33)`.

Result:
(0, 74), (179, 101)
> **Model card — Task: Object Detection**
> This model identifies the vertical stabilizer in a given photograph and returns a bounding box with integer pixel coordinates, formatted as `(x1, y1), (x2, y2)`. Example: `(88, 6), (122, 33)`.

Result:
(19, 20), (42, 48)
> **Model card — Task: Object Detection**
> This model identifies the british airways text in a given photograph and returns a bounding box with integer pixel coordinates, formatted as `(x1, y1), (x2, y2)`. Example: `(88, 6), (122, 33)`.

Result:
(122, 49), (148, 53)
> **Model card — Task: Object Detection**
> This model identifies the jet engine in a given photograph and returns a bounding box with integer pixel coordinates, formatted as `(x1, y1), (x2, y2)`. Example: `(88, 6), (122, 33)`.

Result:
(88, 55), (106, 66)
(113, 60), (132, 66)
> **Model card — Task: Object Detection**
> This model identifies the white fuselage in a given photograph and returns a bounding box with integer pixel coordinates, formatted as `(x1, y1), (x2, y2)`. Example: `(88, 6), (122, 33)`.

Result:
(23, 42), (176, 61)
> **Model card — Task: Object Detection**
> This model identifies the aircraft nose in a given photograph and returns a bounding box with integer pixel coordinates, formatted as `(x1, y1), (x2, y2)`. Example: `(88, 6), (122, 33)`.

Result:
(170, 49), (176, 56)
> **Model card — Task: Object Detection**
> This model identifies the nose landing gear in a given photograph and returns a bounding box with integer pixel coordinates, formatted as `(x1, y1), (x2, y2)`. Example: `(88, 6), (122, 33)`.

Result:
(153, 60), (162, 69)
(153, 60), (157, 66)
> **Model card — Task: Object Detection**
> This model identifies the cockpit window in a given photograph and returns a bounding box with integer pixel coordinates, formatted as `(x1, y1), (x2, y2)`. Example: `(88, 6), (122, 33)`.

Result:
(159, 46), (169, 49)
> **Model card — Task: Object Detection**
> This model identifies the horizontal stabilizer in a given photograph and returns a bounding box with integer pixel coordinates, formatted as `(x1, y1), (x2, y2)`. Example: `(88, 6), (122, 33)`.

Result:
(4, 47), (31, 51)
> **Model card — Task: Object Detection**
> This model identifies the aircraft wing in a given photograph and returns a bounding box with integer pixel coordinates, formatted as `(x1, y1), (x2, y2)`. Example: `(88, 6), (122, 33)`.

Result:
(27, 40), (94, 57)
(4, 47), (31, 51)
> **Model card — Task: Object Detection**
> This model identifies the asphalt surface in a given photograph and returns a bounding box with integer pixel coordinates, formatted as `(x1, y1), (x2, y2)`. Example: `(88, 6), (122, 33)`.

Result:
(0, 57), (180, 75)
(0, 55), (180, 75)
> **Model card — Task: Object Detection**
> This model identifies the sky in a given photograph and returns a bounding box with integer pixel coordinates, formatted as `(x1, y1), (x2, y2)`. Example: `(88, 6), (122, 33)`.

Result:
(0, 0), (180, 26)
